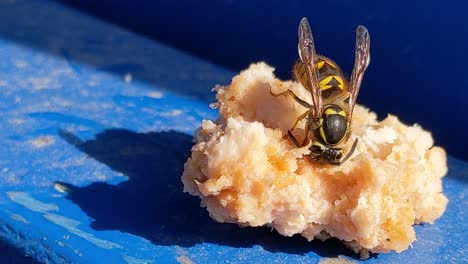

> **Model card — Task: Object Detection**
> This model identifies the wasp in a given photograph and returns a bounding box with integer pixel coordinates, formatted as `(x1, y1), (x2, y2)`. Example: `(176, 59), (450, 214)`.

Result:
(271, 17), (370, 165)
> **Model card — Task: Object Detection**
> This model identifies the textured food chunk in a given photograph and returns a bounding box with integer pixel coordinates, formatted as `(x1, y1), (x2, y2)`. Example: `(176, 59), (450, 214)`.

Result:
(182, 63), (448, 253)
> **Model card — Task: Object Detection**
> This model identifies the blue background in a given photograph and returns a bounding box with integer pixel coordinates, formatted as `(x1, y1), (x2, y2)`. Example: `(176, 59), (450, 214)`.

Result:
(56, 0), (468, 161)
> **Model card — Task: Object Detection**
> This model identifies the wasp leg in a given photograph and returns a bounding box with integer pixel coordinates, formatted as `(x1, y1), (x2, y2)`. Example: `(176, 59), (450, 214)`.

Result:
(301, 119), (311, 146)
(287, 110), (312, 147)
(269, 86), (311, 109)
(287, 130), (302, 147)
(291, 109), (312, 130)
(337, 138), (359, 165)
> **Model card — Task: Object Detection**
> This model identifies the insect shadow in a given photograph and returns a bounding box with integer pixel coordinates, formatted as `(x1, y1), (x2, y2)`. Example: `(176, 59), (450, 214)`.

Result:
(58, 128), (368, 259)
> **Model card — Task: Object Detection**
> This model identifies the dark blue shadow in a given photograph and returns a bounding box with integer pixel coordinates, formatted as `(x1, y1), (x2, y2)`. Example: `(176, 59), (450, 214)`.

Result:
(0, 239), (39, 264)
(57, 129), (371, 259)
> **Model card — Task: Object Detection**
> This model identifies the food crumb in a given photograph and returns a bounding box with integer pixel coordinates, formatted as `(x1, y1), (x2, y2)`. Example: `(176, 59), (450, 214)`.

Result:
(9, 118), (25, 125)
(359, 249), (370, 260)
(11, 214), (29, 224)
(54, 182), (72, 193)
(30, 136), (55, 148)
(175, 246), (195, 264)
(319, 256), (356, 264)
(176, 256), (195, 264)
(161, 109), (183, 117)
(123, 72), (133, 83)
(15, 61), (28, 69)
(147, 91), (164, 99)
(182, 62), (448, 254)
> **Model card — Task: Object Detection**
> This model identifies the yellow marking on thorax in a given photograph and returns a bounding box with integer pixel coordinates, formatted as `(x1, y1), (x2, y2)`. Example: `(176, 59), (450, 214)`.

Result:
(316, 60), (337, 70)
(324, 105), (347, 117)
(324, 108), (338, 116)
(324, 108), (346, 117)
(319, 75), (344, 90)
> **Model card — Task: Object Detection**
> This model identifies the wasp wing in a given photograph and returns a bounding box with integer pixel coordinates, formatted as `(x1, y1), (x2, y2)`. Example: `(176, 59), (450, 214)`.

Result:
(348, 25), (370, 119)
(298, 17), (323, 120)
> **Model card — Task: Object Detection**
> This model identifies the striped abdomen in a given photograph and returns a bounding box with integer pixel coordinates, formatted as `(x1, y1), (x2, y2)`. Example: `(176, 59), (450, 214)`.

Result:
(293, 56), (347, 99)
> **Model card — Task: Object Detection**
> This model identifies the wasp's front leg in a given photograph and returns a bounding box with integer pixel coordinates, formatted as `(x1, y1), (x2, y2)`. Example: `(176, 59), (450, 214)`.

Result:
(287, 130), (302, 147)
(269, 85), (311, 109)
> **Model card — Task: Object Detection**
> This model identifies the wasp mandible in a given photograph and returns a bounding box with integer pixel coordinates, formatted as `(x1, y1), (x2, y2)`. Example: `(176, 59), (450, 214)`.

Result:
(271, 17), (370, 165)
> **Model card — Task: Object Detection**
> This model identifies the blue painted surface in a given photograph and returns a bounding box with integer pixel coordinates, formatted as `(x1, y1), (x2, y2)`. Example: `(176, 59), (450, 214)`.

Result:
(56, 0), (468, 161)
(0, 1), (467, 263)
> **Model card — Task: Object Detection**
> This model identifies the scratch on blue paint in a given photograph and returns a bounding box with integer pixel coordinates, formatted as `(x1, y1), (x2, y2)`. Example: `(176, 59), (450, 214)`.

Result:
(122, 255), (155, 264)
(10, 213), (30, 224)
(7, 191), (121, 250)
(56, 240), (84, 257)
(175, 246), (195, 264)
(44, 213), (122, 250)
(7, 192), (58, 213)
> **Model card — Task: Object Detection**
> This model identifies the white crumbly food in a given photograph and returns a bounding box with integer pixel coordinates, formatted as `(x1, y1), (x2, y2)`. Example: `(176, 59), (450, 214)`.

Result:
(182, 63), (448, 254)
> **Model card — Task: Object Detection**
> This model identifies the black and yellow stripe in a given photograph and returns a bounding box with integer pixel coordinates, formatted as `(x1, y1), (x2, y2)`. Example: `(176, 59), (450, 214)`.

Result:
(310, 140), (325, 156)
(293, 56), (347, 99)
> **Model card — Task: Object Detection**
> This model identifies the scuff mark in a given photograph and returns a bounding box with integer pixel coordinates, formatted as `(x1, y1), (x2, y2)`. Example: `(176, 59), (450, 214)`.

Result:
(54, 182), (72, 193)
(44, 213), (122, 250)
(30, 136), (55, 148)
(122, 255), (154, 264)
(176, 256), (194, 264)
(7, 192), (58, 213)
(147, 91), (163, 99)
(160, 109), (183, 117)
(11, 214), (29, 224)
(8, 192), (121, 251)
(123, 73), (133, 83)
(56, 240), (84, 257)
(175, 246), (195, 264)
(5, 172), (21, 184)
(74, 249), (84, 257)
(30, 77), (59, 90)
(15, 60), (28, 68)
(8, 118), (25, 125)
(319, 256), (356, 264)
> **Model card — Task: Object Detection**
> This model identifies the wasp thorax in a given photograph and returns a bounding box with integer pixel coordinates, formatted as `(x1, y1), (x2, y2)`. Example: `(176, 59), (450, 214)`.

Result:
(319, 104), (348, 145)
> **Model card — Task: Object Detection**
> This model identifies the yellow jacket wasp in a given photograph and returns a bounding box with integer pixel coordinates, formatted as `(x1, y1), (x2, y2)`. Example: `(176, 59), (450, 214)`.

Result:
(271, 17), (371, 165)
